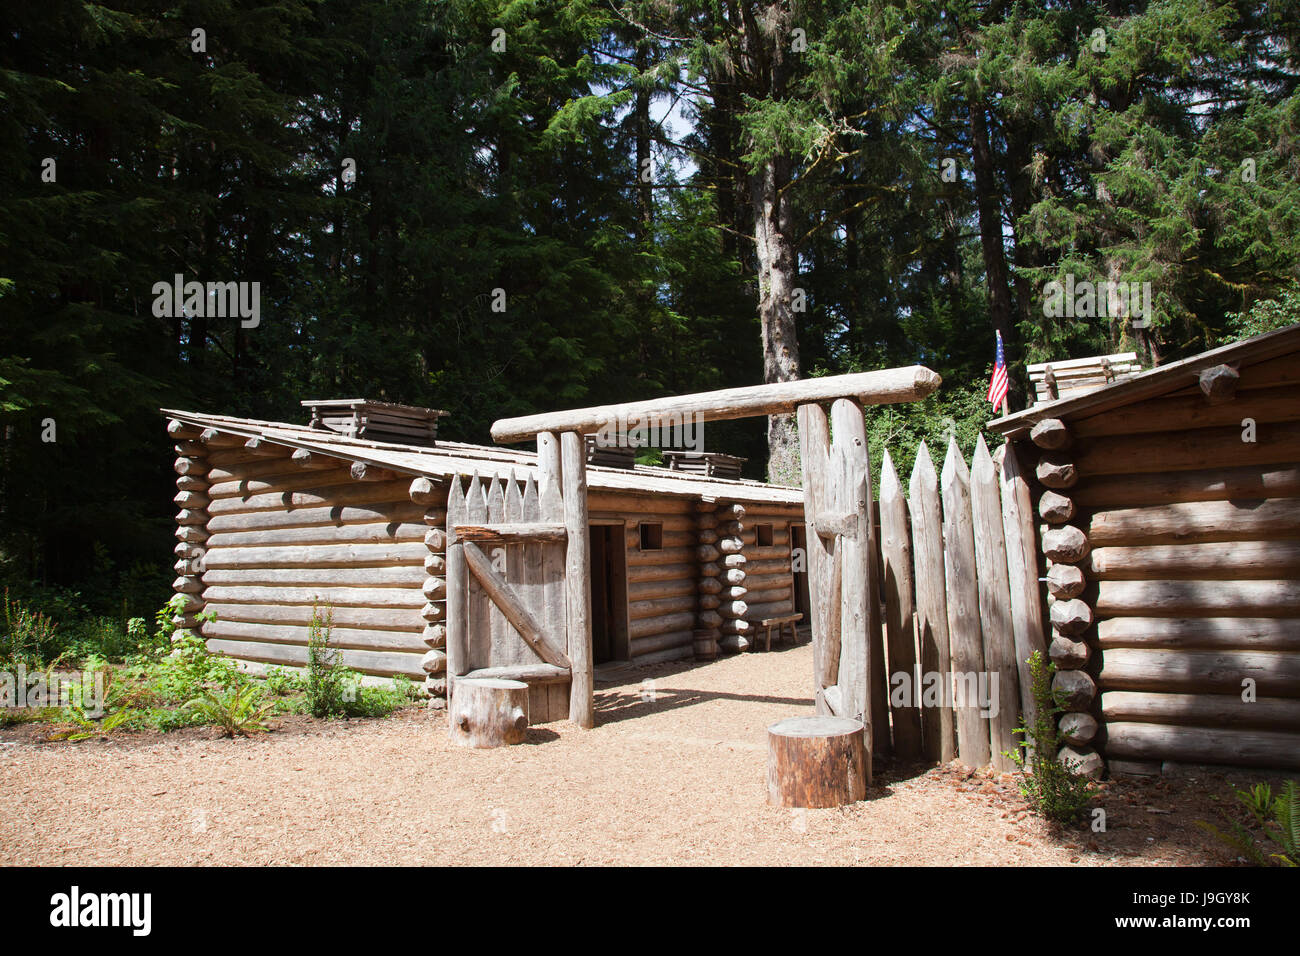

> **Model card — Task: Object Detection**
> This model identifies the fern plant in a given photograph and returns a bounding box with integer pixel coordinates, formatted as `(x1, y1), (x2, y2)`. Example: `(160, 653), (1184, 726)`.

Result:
(184, 683), (275, 737)
(1198, 781), (1299, 866)
(50, 706), (136, 742)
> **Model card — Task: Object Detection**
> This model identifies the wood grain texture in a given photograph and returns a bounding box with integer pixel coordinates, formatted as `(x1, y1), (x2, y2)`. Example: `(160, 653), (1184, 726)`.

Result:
(909, 440), (954, 763)
(942, 438), (989, 768)
(879, 449), (921, 758)
(971, 436), (1019, 771)
(766, 716), (867, 808)
(1103, 721), (1300, 770)
(562, 431), (594, 727)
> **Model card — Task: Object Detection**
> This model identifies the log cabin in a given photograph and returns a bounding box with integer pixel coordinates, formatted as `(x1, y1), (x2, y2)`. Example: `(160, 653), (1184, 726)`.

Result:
(162, 404), (808, 718)
(988, 324), (1300, 773)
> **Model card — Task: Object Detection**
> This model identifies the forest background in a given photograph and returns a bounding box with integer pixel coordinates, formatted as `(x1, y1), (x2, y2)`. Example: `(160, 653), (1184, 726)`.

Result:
(2, 0), (1297, 624)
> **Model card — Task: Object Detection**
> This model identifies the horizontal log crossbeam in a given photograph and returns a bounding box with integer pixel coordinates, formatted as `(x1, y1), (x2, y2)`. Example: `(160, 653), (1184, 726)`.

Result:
(452, 522), (567, 544)
(490, 367), (941, 443)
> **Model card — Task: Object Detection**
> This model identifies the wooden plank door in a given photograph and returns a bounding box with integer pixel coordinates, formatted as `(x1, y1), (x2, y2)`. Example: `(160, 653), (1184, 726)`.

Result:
(446, 472), (574, 722)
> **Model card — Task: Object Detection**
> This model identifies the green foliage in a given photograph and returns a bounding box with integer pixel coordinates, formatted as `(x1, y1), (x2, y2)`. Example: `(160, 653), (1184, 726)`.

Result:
(1218, 285), (1300, 345)
(304, 606), (350, 719)
(144, 623), (241, 706)
(0, 593), (416, 733)
(343, 675), (422, 719)
(184, 684), (276, 738)
(0, 584), (164, 667)
(1004, 651), (1098, 826)
(1, 588), (59, 668)
(1198, 780), (1300, 866)
(303, 605), (415, 719)
(48, 706), (136, 743)
(261, 666), (304, 698)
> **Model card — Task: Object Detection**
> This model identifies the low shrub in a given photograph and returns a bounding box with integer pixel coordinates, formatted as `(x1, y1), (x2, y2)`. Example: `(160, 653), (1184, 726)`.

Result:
(2, 593), (417, 734)
(1004, 650), (1097, 825)
(304, 606), (417, 719)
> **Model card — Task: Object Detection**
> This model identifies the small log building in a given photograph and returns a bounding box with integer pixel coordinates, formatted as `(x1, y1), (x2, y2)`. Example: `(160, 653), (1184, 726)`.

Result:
(989, 324), (1300, 773)
(163, 406), (807, 716)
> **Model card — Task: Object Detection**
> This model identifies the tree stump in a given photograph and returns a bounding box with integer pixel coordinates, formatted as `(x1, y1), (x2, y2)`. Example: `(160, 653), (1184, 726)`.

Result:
(449, 678), (529, 748)
(766, 716), (867, 808)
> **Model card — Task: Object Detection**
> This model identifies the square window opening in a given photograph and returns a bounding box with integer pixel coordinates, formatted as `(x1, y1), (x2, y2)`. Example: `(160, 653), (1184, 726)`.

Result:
(756, 523), (774, 547)
(639, 522), (663, 551)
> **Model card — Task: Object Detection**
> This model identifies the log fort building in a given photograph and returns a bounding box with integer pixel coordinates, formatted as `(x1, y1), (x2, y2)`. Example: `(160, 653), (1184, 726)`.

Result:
(989, 324), (1300, 773)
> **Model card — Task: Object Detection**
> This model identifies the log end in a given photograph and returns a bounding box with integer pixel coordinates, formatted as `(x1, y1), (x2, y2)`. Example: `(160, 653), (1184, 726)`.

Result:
(1057, 745), (1105, 780)
(911, 365), (943, 396)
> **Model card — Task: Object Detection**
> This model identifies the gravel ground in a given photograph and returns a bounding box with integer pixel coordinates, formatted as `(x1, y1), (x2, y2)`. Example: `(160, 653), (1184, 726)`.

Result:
(0, 643), (1244, 865)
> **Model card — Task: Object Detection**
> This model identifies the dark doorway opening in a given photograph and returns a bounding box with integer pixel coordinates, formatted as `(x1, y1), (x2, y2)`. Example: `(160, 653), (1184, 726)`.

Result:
(589, 524), (630, 664)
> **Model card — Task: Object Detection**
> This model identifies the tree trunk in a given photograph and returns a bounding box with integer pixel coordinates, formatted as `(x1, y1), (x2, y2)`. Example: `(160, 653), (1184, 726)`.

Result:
(741, 2), (802, 486)
(1004, 118), (1035, 408)
(750, 156), (802, 485)
(969, 97), (1015, 379)
(767, 716), (868, 808)
(634, 41), (653, 240)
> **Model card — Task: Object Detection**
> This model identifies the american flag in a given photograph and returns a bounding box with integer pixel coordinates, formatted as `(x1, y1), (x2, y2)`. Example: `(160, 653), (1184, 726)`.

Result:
(987, 330), (1009, 410)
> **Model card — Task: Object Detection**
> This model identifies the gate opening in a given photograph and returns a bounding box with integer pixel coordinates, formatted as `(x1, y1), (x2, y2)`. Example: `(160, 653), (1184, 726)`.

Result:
(589, 524), (629, 664)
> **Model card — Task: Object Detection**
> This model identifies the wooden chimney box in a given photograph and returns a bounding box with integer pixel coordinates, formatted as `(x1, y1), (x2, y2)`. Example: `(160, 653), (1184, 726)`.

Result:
(585, 434), (638, 469)
(301, 399), (447, 447)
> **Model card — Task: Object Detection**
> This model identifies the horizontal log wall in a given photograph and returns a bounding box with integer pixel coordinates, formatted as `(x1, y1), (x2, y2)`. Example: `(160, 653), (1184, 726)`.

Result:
(196, 444), (432, 679)
(591, 491), (698, 662)
(1065, 356), (1300, 771)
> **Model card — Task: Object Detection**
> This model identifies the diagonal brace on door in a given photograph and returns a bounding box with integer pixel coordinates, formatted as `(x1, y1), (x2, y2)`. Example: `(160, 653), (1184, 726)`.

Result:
(463, 540), (572, 670)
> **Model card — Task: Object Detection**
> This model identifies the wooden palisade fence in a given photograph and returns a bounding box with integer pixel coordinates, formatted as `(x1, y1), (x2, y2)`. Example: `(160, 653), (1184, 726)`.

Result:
(831, 433), (1050, 775)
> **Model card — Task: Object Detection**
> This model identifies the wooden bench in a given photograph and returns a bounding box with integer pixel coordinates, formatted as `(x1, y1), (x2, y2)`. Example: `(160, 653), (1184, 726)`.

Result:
(756, 613), (804, 651)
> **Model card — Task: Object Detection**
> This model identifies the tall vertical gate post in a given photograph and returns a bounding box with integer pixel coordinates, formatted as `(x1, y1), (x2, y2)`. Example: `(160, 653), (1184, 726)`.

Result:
(560, 431), (595, 727)
(797, 402), (836, 713)
(830, 398), (875, 780)
(797, 398), (880, 783)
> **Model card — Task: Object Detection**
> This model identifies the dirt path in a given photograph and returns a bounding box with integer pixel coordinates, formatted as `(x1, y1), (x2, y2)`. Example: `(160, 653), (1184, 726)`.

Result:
(0, 644), (1234, 865)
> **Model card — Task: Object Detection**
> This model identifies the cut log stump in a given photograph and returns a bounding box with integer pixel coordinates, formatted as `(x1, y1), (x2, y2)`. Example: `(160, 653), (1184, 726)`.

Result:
(449, 678), (529, 748)
(766, 716), (867, 808)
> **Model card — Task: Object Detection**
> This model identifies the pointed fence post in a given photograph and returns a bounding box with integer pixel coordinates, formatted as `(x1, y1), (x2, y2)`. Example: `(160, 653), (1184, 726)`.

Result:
(971, 435), (1020, 771)
(909, 441), (955, 763)
(465, 473), (490, 668)
(880, 448), (922, 758)
(942, 438), (990, 768)
(999, 441), (1049, 757)
(445, 476), (468, 696)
